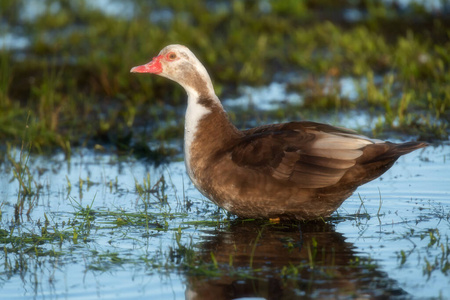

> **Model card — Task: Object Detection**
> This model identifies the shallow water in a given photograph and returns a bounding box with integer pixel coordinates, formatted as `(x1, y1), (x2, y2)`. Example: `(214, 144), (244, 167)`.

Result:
(0, 142), (449, 299)
(1, 0), (449, 297)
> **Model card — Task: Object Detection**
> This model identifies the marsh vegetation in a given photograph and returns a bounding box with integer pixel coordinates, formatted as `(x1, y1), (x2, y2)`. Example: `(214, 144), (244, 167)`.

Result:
(1, 0), (449, 298)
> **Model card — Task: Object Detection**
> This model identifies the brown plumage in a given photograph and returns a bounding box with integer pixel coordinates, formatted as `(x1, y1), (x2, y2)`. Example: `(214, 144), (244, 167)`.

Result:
(131, 44), (427, 220)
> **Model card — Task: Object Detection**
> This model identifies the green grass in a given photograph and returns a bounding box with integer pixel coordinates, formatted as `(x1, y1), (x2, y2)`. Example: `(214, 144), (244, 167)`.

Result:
(0, 0), (448, 157)
(1, 0), (449, 283)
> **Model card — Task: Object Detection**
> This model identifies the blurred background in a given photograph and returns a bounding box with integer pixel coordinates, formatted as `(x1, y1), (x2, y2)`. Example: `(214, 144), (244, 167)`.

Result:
(1, 0), (449, 160)
(1, 2), (449, 299)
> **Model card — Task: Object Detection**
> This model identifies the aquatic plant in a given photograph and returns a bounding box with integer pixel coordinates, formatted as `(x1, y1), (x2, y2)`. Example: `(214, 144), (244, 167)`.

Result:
(0, 2), (449, 296)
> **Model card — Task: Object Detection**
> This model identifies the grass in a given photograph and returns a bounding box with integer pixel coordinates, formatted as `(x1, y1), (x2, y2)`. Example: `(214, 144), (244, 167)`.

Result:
(0, 0), (448, 158)
(0, 157), (191, 269)
(0, 0), (449, 298)
(395, 227), (450, 280)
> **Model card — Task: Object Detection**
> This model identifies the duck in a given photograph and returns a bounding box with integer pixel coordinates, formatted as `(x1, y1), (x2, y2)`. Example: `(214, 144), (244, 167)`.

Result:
(130, 44), (427, 220)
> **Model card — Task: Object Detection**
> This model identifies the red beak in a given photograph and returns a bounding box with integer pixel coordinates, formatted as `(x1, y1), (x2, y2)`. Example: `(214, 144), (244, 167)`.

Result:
(130, 55), (163, 74)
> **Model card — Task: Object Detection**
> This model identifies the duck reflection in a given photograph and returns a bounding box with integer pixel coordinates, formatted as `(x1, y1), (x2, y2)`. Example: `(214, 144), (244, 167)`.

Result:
(185, 220), (407, 300)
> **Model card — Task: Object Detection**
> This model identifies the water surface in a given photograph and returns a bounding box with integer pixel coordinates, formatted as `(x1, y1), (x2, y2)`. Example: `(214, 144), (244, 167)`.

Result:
(0, 142), (448, 299)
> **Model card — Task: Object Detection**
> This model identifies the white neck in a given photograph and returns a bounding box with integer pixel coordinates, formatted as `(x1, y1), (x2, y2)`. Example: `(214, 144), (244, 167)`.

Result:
(174, 57), (224, 181)
(183, 88), (222, 181)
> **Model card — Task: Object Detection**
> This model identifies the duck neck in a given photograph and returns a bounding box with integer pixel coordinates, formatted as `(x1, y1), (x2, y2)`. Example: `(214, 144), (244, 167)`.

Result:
(184, 90), (220, 155)
(184, 90), (241, 183)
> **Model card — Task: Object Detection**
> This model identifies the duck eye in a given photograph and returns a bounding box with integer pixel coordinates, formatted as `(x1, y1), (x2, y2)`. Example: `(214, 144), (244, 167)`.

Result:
(167, 52), (177, 60)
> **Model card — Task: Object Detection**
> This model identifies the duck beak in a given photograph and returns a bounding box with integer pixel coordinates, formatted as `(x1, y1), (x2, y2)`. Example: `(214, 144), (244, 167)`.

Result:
(130, 55), (163, 74)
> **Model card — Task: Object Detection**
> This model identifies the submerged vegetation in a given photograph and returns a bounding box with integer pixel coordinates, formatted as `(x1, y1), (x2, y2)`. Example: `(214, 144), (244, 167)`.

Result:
(1, 0), (450, 298)
(0, 0), (449, 157)
(1, 147), (449, 297)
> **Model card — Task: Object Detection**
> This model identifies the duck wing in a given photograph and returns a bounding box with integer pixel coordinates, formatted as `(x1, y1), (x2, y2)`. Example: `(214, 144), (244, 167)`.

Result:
(231, 121), (419, 189)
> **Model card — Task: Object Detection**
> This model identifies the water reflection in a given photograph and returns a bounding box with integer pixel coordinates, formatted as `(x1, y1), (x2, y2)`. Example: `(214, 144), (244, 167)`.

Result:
(186, 220), (407, 300)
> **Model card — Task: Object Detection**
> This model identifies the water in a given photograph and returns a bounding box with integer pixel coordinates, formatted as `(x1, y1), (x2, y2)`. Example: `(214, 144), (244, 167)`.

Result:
(0, 141), (449, 299)
(224, 82), (302, 111)
(1, 0), (449, 297)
